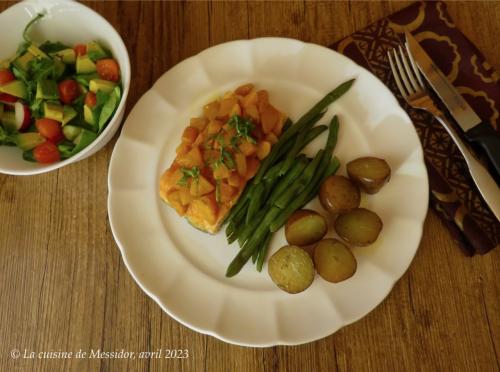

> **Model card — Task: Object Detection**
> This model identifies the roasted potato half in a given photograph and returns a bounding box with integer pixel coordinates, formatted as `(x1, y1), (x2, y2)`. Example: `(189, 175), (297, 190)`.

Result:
(285, 209), (328, 246)
(314, 239), (357, 283)
(347, 157), (391, 194)
(319, 175), (360, 215)
(334, 208), (383, 246)
(268, 245), (315, 294)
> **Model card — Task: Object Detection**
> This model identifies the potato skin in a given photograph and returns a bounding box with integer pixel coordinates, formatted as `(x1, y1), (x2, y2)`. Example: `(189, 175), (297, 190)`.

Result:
(314, 239), (357, 283)
(319, 175), (360, 215)
(347, 157), (391, 194)
(334, 208), (383, 246)
(285, 209), (327, 246)
(268, 245), (315, 294)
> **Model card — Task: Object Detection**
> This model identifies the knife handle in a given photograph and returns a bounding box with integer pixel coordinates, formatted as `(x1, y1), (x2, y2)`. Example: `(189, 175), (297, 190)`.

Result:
(465, 122), (500, 185)
(433, 111), (500, 221)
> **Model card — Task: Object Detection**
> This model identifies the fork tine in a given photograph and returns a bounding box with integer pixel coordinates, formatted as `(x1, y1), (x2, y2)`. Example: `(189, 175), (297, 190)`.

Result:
(398, 45), (420, 91)
(405, 42), (425, 88)
(392, 49), (414, 95)
(387, 50), (408, 99)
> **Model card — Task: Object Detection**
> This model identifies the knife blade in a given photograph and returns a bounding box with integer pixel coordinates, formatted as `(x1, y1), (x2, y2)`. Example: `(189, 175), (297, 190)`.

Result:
(405, 31), (500, 182)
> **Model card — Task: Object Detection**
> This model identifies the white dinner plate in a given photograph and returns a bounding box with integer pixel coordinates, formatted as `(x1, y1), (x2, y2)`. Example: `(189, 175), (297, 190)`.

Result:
(108, 38), (428, 347)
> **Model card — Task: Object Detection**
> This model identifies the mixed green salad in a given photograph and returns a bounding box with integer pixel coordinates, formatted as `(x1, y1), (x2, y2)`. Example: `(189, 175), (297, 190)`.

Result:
(0, 13), (122, 164)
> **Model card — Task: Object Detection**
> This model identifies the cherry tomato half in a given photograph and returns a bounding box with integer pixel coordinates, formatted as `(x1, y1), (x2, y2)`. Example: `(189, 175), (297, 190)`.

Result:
(33, 141), (60, 164)
(36, 118), (64, 144)
(96, 59), (120, 82)
(58, 79), (80, 104)
(74, 44), (87, 57)
(85, 92), (97, 108)
(0, 69), (15, 85)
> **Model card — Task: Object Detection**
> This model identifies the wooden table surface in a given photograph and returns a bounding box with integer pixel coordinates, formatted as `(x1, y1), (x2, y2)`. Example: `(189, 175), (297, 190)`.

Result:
(1, 1), (499, 371)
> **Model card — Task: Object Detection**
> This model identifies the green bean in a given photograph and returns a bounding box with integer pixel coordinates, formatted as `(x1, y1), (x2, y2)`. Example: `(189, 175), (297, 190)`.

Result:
(274, 150), (324, 209)
(237, 207), (268, 246)
(226, 206), (281, 277)
(266, 155), (309, 205)
(270, 157), (339, 232)
(226, 199), (249, 243)
(278, 114), (327, 176)
(263, 160), (285, 182)
(269, 117), (340, 231)
(256, 232), (273, 272)
(245, 182), (266, 224)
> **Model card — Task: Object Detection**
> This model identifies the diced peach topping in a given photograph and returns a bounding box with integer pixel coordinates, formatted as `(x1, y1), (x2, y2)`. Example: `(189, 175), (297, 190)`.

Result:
(257, 90), (269, 111)
(161, 83), (287, 232)
(190, 175), (215, 197)
(246, 157), (260, 180)
(182, 126), (199, 144)
(213, 163), (230, 179)
(239, 140), (257, 156)
(257, 140), (271, 160)
(265, 132), (278, 144)
(242, 89), (258, 107)
(178, 187), (192, 206)
(260, 103), (279, 134)
(177, 146), (203, 168)
(176, 142), (191, 155)
(235, 153), (247, 177)
(204, 101), (220, 120)
(218, 97), (238, 118)
(207, 120), (223, 135)
(273, 112), (287, 136)
(220, 182), (237, 203)
(244, 104), (259, 122)
(190, 117), (208, 131)
(228, 172), (241, 188)
(187, 194), (218, 226)
(235, 83), (254, 96)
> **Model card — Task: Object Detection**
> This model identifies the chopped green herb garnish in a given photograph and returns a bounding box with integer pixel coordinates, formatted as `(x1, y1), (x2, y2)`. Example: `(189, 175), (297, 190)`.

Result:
(222, 148), (235, 169)
(228, 114), (257, 144)
(215, 180), (221, 203)
(177, 166), (200, 186)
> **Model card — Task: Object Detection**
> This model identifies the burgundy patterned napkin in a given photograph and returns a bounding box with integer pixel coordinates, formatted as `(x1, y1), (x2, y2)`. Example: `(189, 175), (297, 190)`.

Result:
(331, 1), (499, 255)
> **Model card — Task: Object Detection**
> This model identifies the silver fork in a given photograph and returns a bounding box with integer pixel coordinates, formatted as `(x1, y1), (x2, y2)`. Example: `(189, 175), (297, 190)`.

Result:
(388, 45), (500, 220)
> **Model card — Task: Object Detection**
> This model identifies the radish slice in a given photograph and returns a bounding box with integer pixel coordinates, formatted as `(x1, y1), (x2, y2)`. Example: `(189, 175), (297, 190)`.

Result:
(14, 102), (31, 131)
(0, 93), (17, 105)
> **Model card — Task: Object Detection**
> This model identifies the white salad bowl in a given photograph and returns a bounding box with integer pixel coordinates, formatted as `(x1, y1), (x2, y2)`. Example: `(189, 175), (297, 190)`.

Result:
(0, 0), (130, 175)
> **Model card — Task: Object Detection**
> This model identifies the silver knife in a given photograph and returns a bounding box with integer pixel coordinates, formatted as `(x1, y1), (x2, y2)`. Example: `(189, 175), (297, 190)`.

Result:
(405, 31), (500, 183)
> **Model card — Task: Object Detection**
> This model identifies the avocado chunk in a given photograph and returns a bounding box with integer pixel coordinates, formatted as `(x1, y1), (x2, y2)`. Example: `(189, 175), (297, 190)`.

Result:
(1, 111), (17, 131)
(53, 58), (66, 80)
(44, 102), (64, 122)
(13, 52), (35, 72)
(87, 41), (108, 61)
(89, 79), (116, 94)
(62, 105), (77, 126)
(28, 44), (49, 59)
(0, 80), (27, 99)
(62, 125), (82, 141)
(76, 55), (96, 74)
(36, 79), (59, 100)
(52, 48), (76, 64)
(14, 132), (45, 151)
(83, 104), (95, 126)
